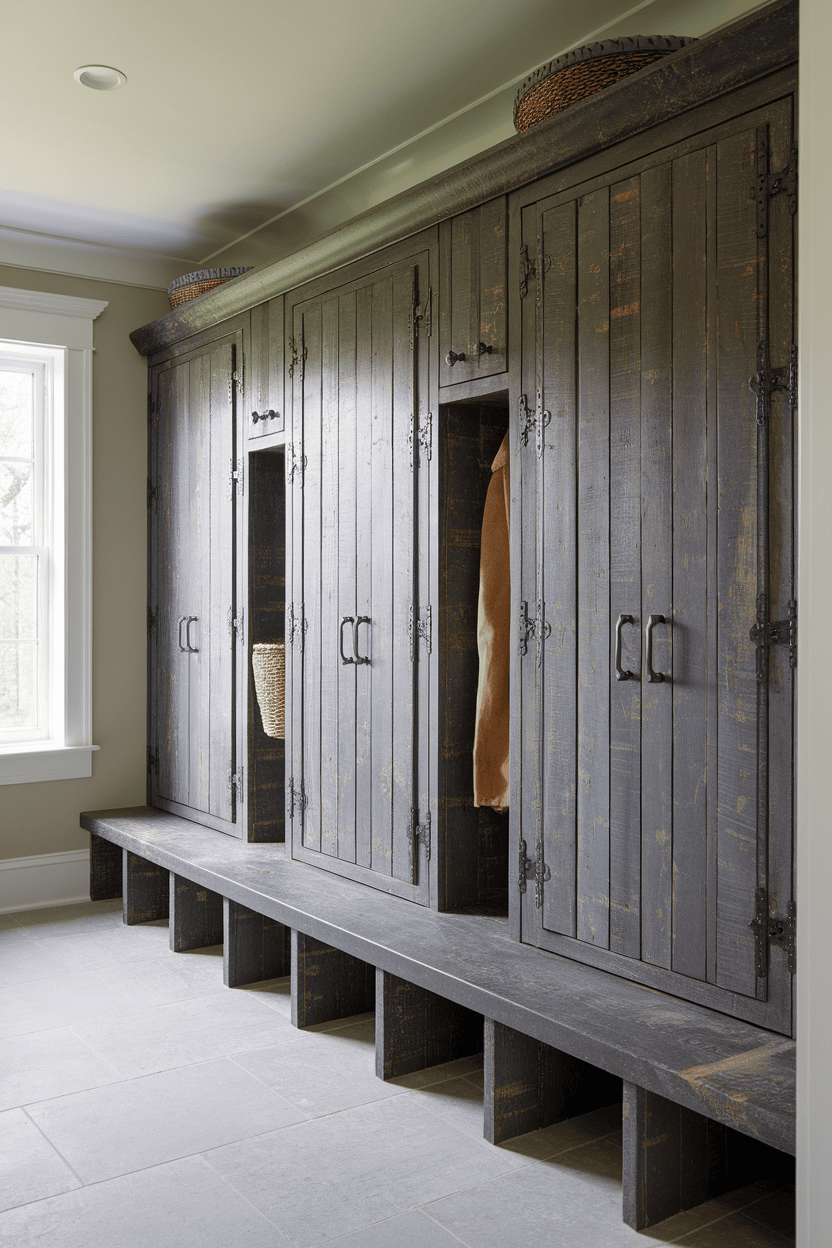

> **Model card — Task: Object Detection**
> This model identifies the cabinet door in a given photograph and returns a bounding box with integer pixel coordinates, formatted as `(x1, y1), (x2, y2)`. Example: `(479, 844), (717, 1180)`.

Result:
(248, 297), (285, 440)
(149, 331), (241, 835)
(288, 254), (430, 902)
(514, 98), (795, 1033)
(439, 198), (507, 387)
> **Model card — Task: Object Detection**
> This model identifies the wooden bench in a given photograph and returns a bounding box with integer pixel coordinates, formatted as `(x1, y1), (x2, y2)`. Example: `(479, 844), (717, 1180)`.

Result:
(82, 806), (795, 1231)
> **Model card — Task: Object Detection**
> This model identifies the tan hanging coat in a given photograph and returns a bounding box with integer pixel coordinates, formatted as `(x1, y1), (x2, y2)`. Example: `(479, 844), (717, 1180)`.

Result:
(473, 432), (510, 809)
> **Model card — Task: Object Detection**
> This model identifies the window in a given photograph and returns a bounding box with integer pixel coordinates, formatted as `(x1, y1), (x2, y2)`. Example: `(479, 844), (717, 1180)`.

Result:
(0, 287), (107, 784)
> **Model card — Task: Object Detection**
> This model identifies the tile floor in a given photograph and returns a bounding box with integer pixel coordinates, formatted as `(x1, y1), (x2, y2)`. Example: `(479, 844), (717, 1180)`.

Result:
(0, 899), (796, 1247)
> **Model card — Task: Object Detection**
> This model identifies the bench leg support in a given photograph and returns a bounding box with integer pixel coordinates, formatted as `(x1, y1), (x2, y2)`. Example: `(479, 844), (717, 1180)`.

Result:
(89, 833), (123, 901)
(169, 874), (223, 952)
(223, 899), (290, 987)
(291, 930), (374, 1028)
(376, 969), (483, 1081)
(484, 1018), (620, 1144)
(122, 851), (169, 925)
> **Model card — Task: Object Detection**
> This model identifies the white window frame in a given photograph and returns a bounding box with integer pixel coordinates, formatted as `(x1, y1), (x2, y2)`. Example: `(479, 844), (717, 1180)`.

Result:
(0, 287), (106, 784)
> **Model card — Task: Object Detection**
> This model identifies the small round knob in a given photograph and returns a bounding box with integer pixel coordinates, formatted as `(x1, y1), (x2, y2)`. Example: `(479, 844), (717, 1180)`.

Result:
(445, 350), (466, 366)
(251, 409), (278, 424)
(478, 341), (494, 356)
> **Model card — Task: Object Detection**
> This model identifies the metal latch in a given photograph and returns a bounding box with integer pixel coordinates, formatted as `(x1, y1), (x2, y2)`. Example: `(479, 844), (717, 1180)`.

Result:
(749, 887), (796, 977)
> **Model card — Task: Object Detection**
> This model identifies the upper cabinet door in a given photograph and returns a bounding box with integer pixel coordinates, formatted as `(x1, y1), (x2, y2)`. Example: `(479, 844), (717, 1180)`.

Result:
(247, 296), (285, 440)
(288, 251), (431, 903)
(439, 198), (507, 388)
(149, 328), (243, 836)
(514, 98), (796, 1034)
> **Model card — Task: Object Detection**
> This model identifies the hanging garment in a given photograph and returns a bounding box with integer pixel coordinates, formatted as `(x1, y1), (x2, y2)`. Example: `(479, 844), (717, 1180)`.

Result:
(473, 431), (510, 809)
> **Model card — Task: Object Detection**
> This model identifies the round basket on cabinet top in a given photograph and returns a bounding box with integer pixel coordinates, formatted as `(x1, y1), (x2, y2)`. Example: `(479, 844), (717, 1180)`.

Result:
(167, 266), (252, 309)
(513, 35), (696, 133)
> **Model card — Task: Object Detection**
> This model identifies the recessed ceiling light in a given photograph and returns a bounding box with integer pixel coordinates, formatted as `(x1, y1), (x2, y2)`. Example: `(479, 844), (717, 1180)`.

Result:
(73, 65), (127, 91)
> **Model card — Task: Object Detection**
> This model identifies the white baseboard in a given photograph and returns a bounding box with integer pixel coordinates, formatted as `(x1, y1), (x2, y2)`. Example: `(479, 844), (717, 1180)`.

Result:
(0, 849), (91, 914)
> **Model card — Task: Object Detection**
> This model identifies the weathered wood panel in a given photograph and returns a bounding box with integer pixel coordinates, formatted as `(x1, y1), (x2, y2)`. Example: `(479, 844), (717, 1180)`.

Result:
(123, 850), (169, 925)
(319, 296), (341, 860)
(354, 283), (374, 871)
(89, 832), (123, 901)
(439, 198), (507, 387)
(301, 302), (324, 854)
(337, 289), (358, 864)
(291, 929), (374, 1028)
(376, 968), (482, 1079)
(223, 898), (290, 987)
(169, 873), (223, 952)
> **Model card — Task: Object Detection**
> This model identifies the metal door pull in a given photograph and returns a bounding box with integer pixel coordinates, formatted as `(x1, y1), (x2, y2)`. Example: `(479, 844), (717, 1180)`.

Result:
(340, 616), (356, 665)
(186, 616), (199, 652)
(354, 616), (371, 665)
(646, 613), (667, 683)
(178, 616), (188, 652)
(615, 613), (635, 681)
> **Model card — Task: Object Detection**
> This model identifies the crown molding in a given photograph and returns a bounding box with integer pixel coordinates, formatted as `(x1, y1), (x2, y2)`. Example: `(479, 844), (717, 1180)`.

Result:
(0, 286), (108, 320)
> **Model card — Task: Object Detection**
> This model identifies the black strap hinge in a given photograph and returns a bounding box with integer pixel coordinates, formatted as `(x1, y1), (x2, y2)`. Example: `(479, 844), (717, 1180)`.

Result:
(288, 338), (307, 379)
(408, 603), (432, 661)
(753, 130), (797, 239)
(748, 343), (797, 428)
(287, 778), (308, 819)
(409, 809), (431, 881)
(288, 442), (307, 487)
(289, 602), (308, 651)
(750, 596), (796, 681)
(228, 766), (244, 802)
(749, 887), (796, 977)
(519, 837), (550, 908)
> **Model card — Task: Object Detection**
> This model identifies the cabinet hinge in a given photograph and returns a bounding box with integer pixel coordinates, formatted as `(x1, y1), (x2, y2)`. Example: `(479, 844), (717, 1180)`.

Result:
(749, 887), (796, 978)
(750, 594), (796, 682)
(288, 602), (308, 651)
(408, 602), (432, 661)
(228, 458), (244, 500)
(288, 442), (307, 487)
(287, 778), (308, 819)
(228, 606), (245, 647)
(748, 343), (797, 429)
(412, 287), (432, 350)
(229, 367), (244, 404)
(409, 410), (433, 468)
(519, 243), (551, 298)
(288, 338), (307, 379)
(147, 605), (156, 636)
(519, 599), (550, 663)
(753, 128), (797, 239)
(409, 808), (431, 881)
(518, 393), (550, 458)
(228, 766), (244, 803)
(147, 478), (157, 511)
(518, 837), (550, 908)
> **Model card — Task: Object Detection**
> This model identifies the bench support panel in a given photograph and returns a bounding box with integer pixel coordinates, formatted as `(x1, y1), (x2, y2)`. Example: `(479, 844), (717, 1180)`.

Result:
(122, 851), (169, 925)
(223, 898), (290, 987)
(376, 969), (483, 1080)
(169, 874), (223, 952)
(291, 929), (374, 1028)
(89, 832), (123, 901)
(484, 1018), (620, 1144)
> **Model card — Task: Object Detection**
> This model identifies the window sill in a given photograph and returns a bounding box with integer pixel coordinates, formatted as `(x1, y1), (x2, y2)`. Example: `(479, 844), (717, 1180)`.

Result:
(0, 743), (100, 786)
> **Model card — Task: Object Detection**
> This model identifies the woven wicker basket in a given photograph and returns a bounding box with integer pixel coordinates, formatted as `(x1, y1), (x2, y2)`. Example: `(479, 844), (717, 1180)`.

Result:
(252, 643), (285, 739)
(514, 36), (695, 133)
(167, 267), (252, 310)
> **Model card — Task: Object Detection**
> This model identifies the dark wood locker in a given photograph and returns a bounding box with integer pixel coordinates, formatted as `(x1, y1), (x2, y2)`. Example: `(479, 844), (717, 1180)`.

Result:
(287, 247), (431, 902)
(512, 95), (796, 1033)
(248, 296), (285, 441)
(148, 324), (245, 836)
(439, 199), (507, 388)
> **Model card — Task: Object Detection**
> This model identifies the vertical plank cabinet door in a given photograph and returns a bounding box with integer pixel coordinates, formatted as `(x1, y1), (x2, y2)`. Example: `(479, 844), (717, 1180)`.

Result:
(148, 321), (246, 837)
(286, 247), (432, 903)
(439, 198), (507, 388)
(513, 96), (796, 1034)
(247, 296), (285, 440)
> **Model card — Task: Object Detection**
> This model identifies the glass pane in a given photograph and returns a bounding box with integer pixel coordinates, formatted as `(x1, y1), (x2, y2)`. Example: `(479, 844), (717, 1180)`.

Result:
(0, 554), (38, 640)
(0, 641), (38, 730)
(0, 461), (34, 545)
(0, 371), (34, 459)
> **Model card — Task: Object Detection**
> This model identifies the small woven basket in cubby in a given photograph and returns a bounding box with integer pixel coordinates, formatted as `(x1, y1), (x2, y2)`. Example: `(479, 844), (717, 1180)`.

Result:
(167, 267), (252, 309)
(513, 36), (695, 133)
(252, 643), (285, 739)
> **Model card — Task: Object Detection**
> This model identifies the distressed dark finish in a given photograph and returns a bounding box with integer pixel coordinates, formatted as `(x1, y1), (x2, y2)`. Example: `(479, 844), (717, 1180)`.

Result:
(291, 928), (374, 1028)
(130, 1), (797, 358)
(376, 968), (482, 1079)
(621, 1081), (787, 1229)
(169, 873), (223, 952)
(122, 849), (169, 925)
(89, 832), (122, 901)
(484, 1018), (620, 1144)
(223, 897), (290, 987)
(439, 198), (507, 387)
(82, 809), (796, 1154)
(437, 403), (509, 913)
(248, 296), (285, 440)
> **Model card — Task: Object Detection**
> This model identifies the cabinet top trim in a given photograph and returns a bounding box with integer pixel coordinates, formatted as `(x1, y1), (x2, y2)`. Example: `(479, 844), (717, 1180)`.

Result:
(130, 0), (796, 358)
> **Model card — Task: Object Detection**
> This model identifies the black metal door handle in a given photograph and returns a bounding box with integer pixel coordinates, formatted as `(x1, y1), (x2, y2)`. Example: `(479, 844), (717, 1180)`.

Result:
(445, 349), (466, 366)
(615, 613), (634, 681)
(646, 613), (666, 683)
(354, 616), (371, 665)
(340, 616), (356, 665)
(186, 616), (199, 652)
(178, 616), (188, 651)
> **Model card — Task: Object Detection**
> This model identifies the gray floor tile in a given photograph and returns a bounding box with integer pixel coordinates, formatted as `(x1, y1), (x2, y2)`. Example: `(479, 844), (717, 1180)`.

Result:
(403, 1074), (486, 1141)
(320, 1209), (463, 1247)
(497, 1101), (623, 1163)
(75, 986), (298, 1077)
(205, 1091), (523, 1247)
(386, 1055), (493, 1092)
(672, 1209), (794, 1246)
(10, 900), (124, 936)
(240, 974), (292, 1015)
(0, 938), (80, 987)
(0, 970), (156, 1040)
(34, 918), (171, 966)
(27, 1057), (307, 1183)
(0, 1108), (80, 1213)
(0, 915), (24, 931)
(0, 1154), (291, 1248)
(743, 1187), (797, 1241)
(234, 1018), (404, 1116)
(95, 945), (226, 1007)
(0, 1026), (121, 1111)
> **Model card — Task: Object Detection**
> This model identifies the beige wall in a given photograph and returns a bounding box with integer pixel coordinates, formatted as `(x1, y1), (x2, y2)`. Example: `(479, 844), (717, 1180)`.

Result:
(0, 266), (169, 860)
